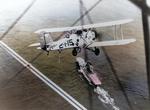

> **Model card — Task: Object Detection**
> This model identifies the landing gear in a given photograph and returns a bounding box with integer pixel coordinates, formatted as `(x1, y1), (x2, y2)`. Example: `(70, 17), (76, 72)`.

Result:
(86, 47), (100, 56)
(72, 47), (81, 56)
(72, 47), (100, 56)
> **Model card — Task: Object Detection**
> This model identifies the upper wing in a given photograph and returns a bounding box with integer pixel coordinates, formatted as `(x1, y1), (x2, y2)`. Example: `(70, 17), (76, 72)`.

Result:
(88, 39), (136, 47)
(35, 19), (133, 33)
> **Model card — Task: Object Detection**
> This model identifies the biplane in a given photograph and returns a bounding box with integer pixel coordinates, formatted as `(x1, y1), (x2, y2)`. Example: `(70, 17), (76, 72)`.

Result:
(29, 19), (136, 57)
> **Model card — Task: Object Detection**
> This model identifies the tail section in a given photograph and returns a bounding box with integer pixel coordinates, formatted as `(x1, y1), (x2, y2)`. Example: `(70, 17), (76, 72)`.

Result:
(39, 31), (53, 51)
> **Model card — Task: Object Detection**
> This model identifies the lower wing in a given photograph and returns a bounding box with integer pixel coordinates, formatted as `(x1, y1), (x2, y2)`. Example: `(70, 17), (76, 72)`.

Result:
(88, 39), (136, 47)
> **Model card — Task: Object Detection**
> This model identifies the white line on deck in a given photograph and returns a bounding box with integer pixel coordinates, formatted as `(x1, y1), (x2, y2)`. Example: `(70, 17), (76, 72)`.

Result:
(0, 41), (87, 110)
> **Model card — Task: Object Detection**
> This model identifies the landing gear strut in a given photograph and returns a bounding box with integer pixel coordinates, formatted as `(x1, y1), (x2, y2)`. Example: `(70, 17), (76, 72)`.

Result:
(86, 47), (100, 56)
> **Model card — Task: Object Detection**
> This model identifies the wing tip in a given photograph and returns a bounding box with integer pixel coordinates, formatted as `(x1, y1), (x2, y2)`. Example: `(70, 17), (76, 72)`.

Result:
(128, 18), (134, 22)
(34, 30), (40, 33)
(29, 43), (40, 47)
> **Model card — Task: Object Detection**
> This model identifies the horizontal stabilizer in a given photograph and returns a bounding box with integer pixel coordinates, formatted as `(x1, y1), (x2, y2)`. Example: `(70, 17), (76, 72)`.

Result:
(35, 19), (133, 33)
(29, 43), (40, 47)
(89, 39), (136, 47)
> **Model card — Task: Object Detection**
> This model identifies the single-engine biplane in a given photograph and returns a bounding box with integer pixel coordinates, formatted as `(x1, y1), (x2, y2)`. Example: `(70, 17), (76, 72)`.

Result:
(29, 19), (136, 58)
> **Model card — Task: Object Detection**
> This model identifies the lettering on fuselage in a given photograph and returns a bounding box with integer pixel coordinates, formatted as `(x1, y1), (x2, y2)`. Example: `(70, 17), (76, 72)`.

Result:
(47, 44), (57, 50)
(59, 39), (79, 49)
(76, 39), (79, 46)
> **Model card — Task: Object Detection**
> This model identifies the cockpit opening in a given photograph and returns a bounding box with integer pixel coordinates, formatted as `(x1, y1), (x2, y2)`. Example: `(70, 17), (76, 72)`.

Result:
(64, 29), (83, 38)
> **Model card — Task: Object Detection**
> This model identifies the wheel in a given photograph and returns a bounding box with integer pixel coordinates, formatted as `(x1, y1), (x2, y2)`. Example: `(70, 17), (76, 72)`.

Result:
(95, 48), (100, 56)
(72, 49), (77, 56)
